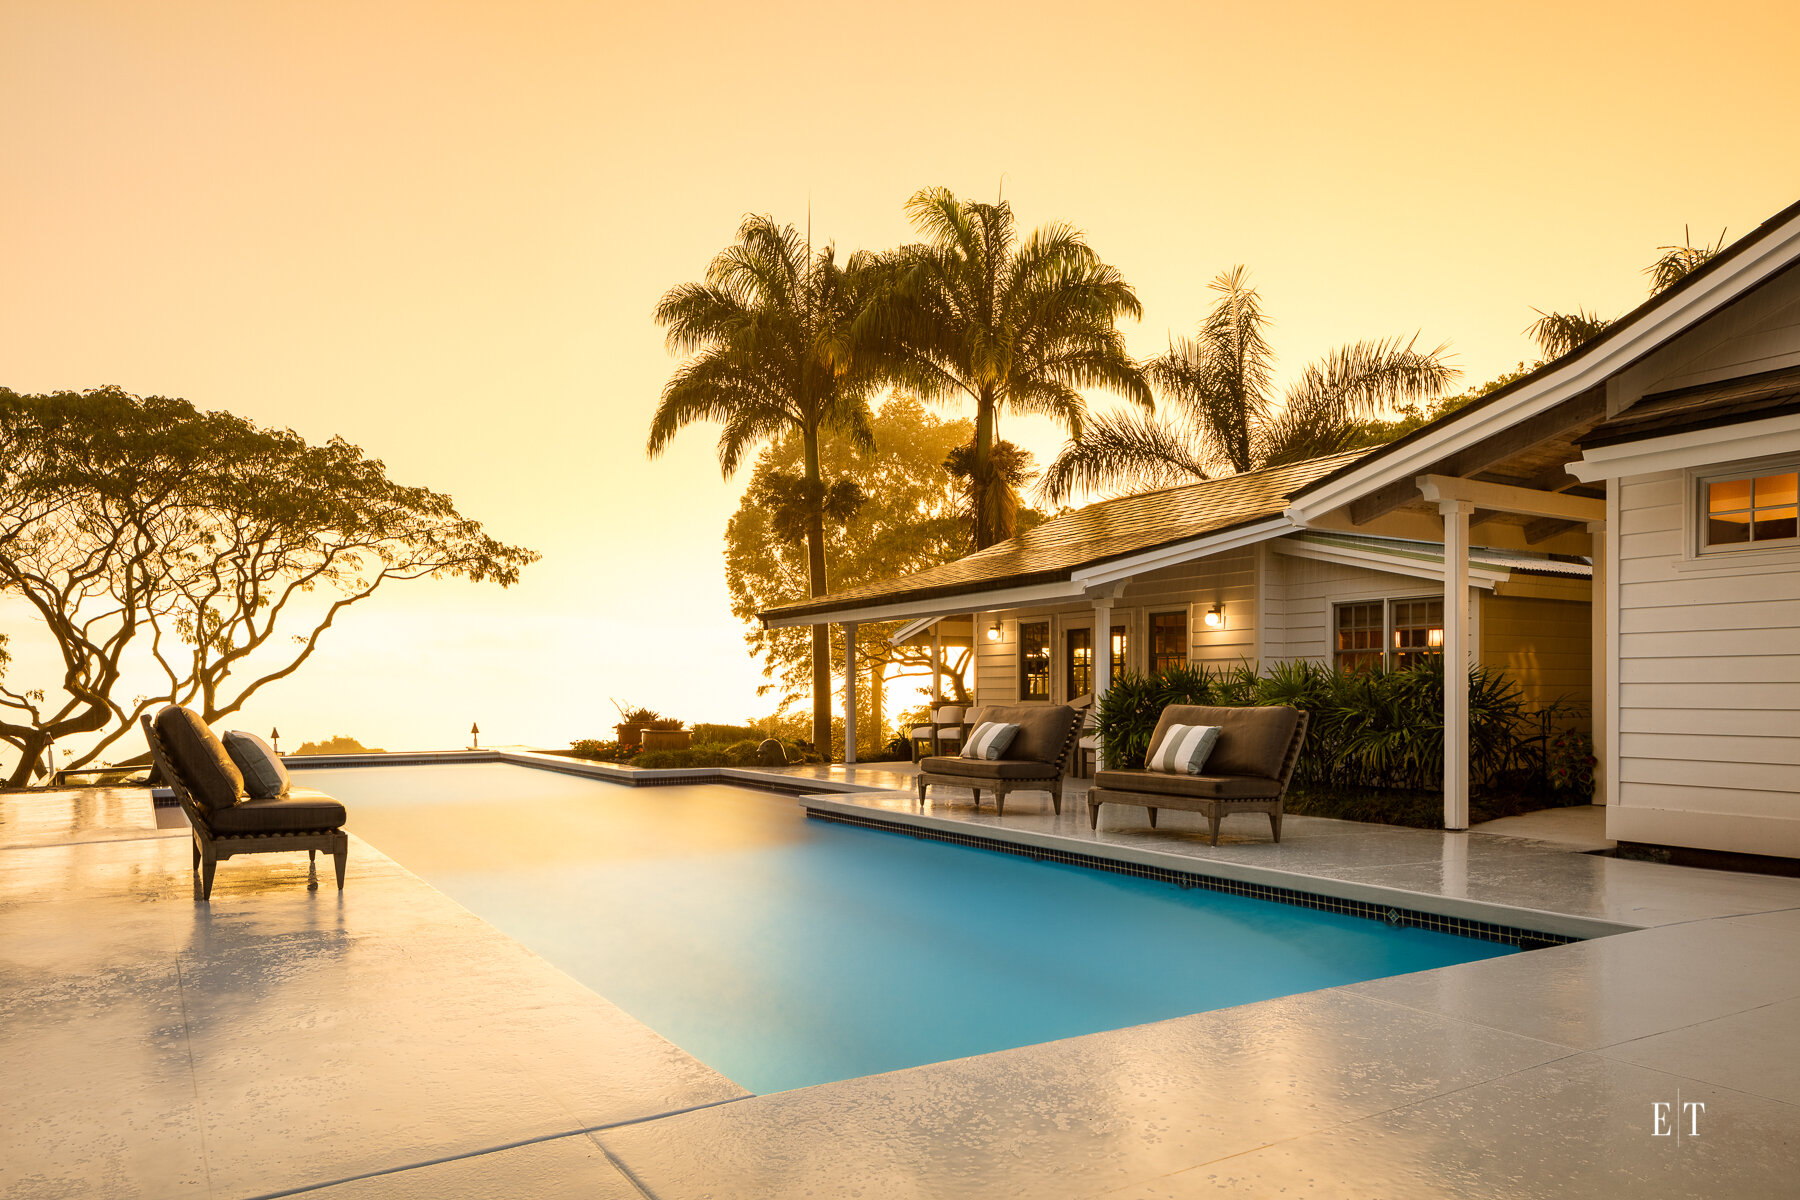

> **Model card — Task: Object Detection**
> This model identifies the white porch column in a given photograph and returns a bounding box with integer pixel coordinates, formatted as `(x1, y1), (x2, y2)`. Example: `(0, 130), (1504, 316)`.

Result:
(1092, 598), (1113, 697)
(1588, 520), (1607, 807)
(931, 621), (943, 703)
(843, 621), (858, 765)
(970, 612), (982, 705)
(1440, 500), (1473, 830)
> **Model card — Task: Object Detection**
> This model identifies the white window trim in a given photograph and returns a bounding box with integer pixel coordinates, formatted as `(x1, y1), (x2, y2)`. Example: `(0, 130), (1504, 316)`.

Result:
(1683, 453), (1800, 568)
(1332, 595), (1446, 671)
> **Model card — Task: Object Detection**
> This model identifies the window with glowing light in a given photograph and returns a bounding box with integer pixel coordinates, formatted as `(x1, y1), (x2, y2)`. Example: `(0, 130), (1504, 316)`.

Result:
(1019, 621), (1050, 701)
(1149, 611), (1187, 674)
(1701, 468), (1798, 550)
(1065, 627), (1093, 698)
(1335, 597), (1445, 671)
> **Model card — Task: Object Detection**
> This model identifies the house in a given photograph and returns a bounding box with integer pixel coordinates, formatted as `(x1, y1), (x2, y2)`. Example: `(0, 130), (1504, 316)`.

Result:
(763, 195), (1800, 860)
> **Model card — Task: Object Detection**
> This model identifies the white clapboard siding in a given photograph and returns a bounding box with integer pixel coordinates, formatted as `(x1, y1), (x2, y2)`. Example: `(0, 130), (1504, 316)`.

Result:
(1613, 467), (1800, 842)
(1120, 548), (1257, 668)
(1265, 553), (1477, 664)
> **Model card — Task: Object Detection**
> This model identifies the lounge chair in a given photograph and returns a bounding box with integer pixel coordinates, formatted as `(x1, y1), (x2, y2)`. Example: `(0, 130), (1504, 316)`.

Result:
(908, 702), (967, 760)
(1088, 704), (1308, 844)
(915, 703), (1081, 817)
(141, 707), (349, 900)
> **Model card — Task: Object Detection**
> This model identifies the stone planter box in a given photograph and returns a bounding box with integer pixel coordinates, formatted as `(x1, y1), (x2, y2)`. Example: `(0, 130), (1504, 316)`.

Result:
(637, 728), (691, 753)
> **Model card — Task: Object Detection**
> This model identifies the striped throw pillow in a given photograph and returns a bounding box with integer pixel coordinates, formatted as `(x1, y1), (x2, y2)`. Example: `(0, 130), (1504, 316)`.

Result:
(962, 721), (1020, 760)
(1146, 723), (1221, 775)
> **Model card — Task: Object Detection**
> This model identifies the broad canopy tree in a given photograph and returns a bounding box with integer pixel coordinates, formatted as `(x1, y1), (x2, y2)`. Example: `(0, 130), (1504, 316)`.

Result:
(0, 386), (537, 788)
(725, 397), (1009, 751)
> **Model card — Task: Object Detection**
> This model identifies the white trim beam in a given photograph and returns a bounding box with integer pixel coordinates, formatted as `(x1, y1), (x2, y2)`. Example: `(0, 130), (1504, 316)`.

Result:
(1269, 537), (1507, 589)
(1416, 475), (1605, 523)
(762, 579), (1084, 629)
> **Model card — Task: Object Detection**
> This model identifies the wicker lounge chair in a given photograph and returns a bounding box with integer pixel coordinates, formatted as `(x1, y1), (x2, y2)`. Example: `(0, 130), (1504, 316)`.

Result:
(915, 703), (1081, 817)
(1088, 704), (1308, 844)
(141, 707), (349, 900)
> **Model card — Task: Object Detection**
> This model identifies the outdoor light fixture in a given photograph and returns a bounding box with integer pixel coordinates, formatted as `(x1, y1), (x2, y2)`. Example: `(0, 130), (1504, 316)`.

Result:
(986, 621), (1002, 641)
(1203, 603), (1224, 629)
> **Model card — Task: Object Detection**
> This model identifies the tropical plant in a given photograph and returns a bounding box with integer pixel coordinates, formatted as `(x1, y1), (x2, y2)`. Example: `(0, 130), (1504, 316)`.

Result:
(863, 187), (1151, 547)
(1527, 225), (1729, 359)
(1094, 658), (1535, 793)
(1040, 267), (1456, 501)
(942, 437), (1040, 549)
(650, 214), (886, 755)
(294, 735), (385, 756)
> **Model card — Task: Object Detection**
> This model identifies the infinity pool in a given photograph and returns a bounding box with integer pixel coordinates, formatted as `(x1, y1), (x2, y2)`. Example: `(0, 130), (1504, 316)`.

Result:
(293, 762), (1514, 1094)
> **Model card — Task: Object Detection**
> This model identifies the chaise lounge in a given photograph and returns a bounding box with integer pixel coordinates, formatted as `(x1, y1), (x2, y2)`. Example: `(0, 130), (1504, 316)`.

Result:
(1088, 704), (1308, 844)
(915, 703), (1082, 817)
(142, 706), (350, 900)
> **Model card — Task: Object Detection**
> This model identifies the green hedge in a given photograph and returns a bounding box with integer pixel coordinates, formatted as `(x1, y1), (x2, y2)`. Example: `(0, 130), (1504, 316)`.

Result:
(1096, 659), (1586, 797)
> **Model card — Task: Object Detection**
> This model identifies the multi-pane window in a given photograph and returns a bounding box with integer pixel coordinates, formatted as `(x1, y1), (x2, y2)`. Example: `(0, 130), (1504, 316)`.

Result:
(1110, 624), (1128, 683)
(1335, 598), (1445, 671)
(1334, 602), (1385, 673)
(1703, 470), (1798, 549)
(1065, 628), (1093, 698)
(1019, 621), (1050, 701)
(1149, 611), (1187, 674)
(1391, 598), (1446, 669)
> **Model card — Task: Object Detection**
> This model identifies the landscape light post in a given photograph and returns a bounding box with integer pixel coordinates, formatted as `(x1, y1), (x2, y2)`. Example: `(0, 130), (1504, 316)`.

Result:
(470, 722), (480, 750)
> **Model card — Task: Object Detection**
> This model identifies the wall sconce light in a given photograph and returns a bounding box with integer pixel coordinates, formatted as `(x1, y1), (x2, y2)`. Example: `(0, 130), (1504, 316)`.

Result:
(1428, 627), (1445, 648)
(986, 621), (1002, 641)
(1203, 603), (1224, 629)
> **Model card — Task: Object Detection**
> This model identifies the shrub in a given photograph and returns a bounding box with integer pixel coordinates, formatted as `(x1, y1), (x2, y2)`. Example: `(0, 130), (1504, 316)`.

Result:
(1095, 658), (1538, 793)
(692, 723), (764, 745)
(569, 738), (633, 763)
(631, 742), (731, 768)
(1545, 728), (1596, 797)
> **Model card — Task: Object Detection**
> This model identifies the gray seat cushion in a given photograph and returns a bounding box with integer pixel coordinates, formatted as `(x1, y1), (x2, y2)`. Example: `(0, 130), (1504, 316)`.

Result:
(154, 706), (244, 814)
(961, 704), (1079, 764)
(922, 756), (1057, 780)
(1146, 705), (1300, 780)
(222, 731), (290, 799)
(1093, 769), (1283, 800)
(205, 787), (347, 835)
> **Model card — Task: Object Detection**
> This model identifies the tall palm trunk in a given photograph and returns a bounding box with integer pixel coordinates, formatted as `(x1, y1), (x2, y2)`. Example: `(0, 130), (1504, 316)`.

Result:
(801, 428), (833, 757)
(972, 389), (998, 549)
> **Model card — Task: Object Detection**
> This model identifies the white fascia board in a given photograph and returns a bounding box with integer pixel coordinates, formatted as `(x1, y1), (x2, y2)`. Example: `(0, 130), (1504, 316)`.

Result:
(760, 578), (1086, 629)
(1570, 412), (1800, 481)
(1270, 537), (1504, 589)
(1070, 517), (1293, 588)
(1284, 212), (1800, 524)
(887, 615), (940, 645)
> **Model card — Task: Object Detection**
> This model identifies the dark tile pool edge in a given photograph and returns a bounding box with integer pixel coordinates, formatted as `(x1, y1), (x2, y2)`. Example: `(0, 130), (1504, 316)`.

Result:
(804, 807), (1582, 950)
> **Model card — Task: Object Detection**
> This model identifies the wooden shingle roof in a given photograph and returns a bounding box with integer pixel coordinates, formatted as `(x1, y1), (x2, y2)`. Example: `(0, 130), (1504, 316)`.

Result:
(760, 451), (1366, 624)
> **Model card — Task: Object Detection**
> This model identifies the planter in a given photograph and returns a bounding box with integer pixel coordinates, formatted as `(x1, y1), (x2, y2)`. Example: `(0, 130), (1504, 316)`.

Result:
(638, 728), (691, 753)
(614, 723), (645, 750)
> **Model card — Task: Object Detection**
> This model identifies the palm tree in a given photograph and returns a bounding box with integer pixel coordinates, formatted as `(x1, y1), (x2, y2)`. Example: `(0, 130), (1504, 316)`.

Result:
(650, 214), (881, 757)
(865, 187), (1151, 548)
(1041, 267), (1456, 501)
(1527, 226), (1728, 359)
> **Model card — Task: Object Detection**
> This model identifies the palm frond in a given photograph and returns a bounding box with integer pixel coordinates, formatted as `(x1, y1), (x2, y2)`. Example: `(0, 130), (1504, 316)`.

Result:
(1037, 410), (1209, 504)
(1281, 335), (1459, 419)
(1526, 308), (1613, 359)
(1644, 225), (1728, 296)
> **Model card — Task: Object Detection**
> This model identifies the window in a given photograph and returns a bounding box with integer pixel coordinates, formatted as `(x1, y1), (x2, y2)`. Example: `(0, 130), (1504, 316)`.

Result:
(1702, 469), (1798, 550)
(1110, 624), (1128, 683)
(1019, 621), (1049, 701)
(1334, 601), (1385, 673)
(1391, 598), (1446, 669)
(1335, 598), (1445, 672)
(1065, 628), (1093, 699)
(1149, 611), (1187, 674)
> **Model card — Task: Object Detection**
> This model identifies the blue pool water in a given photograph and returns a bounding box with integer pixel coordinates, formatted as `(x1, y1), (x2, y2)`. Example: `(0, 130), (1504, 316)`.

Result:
(294, 762), (1514, 1094)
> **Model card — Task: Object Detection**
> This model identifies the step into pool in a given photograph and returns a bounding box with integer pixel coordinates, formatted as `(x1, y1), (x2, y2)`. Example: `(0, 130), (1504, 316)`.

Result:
(293, 762), (1514, 1094)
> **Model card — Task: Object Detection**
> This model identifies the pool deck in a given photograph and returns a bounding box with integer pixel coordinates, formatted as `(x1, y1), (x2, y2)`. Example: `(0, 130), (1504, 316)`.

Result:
(5, 766), (1799, 1198)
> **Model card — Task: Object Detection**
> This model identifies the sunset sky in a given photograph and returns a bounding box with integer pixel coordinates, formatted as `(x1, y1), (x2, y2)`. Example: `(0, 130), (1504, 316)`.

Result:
(3, 0), (1797, 755)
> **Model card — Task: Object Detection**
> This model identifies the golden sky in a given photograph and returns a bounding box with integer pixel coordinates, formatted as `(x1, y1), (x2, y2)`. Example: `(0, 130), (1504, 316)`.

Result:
(2, 0), (1797, 752)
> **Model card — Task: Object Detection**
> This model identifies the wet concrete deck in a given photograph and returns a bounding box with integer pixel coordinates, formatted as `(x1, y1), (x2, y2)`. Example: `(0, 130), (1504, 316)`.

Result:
(4, 772), (1798, 1198)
